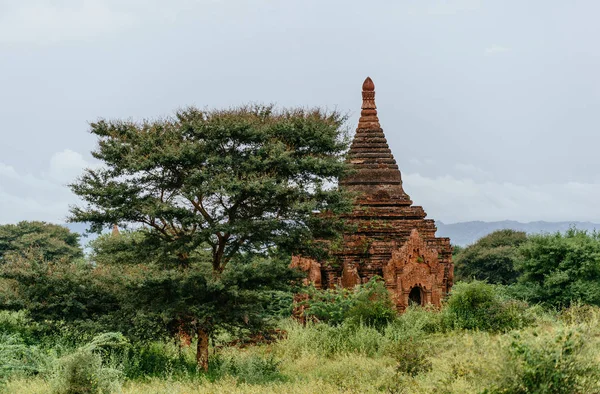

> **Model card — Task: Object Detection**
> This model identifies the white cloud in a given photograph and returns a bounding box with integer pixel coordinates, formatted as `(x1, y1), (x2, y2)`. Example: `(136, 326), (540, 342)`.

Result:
(47, 149), (92, 183)
(0, 150), (94, 224)
(454, 163), (492, 179)
(484, 45), (511, 55)
(0, 0), (137, 44)
(403, 172), (600, 223)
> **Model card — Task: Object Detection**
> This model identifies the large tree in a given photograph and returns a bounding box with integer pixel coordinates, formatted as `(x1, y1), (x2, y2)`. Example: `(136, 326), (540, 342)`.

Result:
(69, 105), (351, 369)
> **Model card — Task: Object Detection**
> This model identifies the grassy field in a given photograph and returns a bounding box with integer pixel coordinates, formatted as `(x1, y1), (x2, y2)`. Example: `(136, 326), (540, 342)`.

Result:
(3, 305), (600, 394)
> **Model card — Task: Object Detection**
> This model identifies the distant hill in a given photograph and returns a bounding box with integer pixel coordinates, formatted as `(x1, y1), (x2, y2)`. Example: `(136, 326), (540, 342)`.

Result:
(63, 220), (600, 249)
(436, 221), (600, 246)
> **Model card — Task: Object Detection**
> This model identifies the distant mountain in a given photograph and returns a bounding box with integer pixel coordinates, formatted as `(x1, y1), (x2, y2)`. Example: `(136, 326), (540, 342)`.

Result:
(436, 221), (600, 246)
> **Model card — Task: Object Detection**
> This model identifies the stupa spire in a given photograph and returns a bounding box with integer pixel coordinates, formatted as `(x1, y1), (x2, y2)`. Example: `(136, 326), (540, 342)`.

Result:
(340, 77), (412, 205)
(358, 77), (380, 129)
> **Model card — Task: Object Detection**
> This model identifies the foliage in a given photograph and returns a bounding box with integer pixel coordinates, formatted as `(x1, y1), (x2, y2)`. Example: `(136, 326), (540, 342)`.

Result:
(0, 221), (82, 264)
(514, 228), (600, 308)
(69, 105), (351, 269)
(68, 105), (352, 369)
(304, 278), (396, 329)
(212, 352), (285, 384)
(89, 230), (162, 267)
(387, 338), (432, 377)
(445, 280), (532, 332)
(51, 349), (122, 394)
(3, 306), (600, 393)
(0, 249), (118, 331)
(0, 334), (51, 382)
(454, 229), (527, 285)
(488, 328), (600, 394)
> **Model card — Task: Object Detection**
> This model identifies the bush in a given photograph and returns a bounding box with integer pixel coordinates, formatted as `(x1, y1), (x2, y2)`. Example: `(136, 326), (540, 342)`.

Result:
(0, 333), (51, 382)
(304, 278), (396, 329)
(515, 229), (600, 308)
(446, 281), (531, 332)
(52, 349), (122, 394)
(0, 310), (38, 343)
(488, 328), (600, 394)
(211, 353), (285, 384)
(386, 338), (432, 377)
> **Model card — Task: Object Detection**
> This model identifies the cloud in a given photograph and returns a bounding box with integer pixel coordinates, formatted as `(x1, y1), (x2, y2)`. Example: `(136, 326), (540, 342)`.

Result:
(47, 149), (92, 183)
(454, 163), (492, 180)
(403, 172), (600, 224)
(484, 45), (511, 55)
(0, 0), (137, 44)
(0, 150), (94, 224)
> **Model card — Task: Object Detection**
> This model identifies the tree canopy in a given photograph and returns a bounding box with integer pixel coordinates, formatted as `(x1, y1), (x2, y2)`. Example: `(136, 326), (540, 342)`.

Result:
(454, 229), (527, 285)
(70, 105), (351, 271)
(0, 221), (82, 263)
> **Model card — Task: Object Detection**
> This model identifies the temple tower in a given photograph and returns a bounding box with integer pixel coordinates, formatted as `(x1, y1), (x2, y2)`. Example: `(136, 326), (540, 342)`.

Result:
(292, 77), (453, 311)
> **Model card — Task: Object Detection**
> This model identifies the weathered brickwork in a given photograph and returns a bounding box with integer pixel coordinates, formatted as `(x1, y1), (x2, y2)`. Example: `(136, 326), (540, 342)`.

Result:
(295, 77), (453, 312)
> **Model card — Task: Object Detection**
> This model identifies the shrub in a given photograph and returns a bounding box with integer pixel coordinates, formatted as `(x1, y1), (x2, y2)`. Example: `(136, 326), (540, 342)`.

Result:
(445, 281), (531, 332)
(211, 353), (285, 384)
(487, 328), (600, 394)
(0, 333), (51, 382)
(0, 310), (38, 343)
(393, 305), (448, 334)
(52, 349), (122, 394)
(345, 279), (397, 330)
(515, 229), (600, 308)
(387, 338), (432, 377)
(304, 278), (396, 329)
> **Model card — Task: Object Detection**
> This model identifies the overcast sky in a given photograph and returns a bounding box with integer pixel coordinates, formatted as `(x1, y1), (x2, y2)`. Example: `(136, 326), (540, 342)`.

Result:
(1, 0), (599, 225)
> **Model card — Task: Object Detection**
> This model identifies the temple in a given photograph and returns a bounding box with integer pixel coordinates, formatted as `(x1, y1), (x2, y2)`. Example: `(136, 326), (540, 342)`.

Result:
(292, 77), (453, 312)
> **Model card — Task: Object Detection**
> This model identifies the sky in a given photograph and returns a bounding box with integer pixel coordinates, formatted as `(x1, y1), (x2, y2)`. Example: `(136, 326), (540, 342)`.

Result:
(1, 0), (599, 225)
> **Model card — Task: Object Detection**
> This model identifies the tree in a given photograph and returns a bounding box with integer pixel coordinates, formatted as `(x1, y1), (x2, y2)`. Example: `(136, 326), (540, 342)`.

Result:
(0, 221), (82, 263)
(0, 248), (118, 330)
(514, 229), (600, 308)
(454, 229), (527, 285)
(69, 105), (351, 369)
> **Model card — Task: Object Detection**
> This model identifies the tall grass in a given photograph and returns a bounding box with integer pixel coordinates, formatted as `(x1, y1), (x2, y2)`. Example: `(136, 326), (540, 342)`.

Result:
(3, 303), (600, 393)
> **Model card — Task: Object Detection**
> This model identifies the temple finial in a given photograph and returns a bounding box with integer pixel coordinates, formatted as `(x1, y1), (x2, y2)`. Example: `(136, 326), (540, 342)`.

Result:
(358, 77), (380, 129)
(112, 224), (120, 236)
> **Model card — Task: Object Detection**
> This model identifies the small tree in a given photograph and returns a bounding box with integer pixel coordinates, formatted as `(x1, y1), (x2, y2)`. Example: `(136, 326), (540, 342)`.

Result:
(455, 230), (527, 285)
(0, 249), (118, 329)
(69, 105), (351, 370)
(0, 221), (82, 263)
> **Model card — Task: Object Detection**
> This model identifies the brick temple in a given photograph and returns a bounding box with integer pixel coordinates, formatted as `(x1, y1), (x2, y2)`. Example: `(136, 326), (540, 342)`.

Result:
(292, 77), (453, 312)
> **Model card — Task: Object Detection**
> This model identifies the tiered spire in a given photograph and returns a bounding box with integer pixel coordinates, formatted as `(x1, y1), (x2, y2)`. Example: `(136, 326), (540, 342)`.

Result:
(340, 77), (412, 205)
(357, 77), (380, 129)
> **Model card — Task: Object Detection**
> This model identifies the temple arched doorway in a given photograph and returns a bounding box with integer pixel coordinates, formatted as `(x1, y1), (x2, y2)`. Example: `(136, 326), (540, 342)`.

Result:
(408, 286), (423, 306)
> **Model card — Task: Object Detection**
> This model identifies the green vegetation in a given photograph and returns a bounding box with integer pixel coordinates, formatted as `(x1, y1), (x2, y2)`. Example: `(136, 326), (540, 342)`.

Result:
(514, 228), (600, 308)
(0, 222), (82, 263)
(454, 229), (527, 284)
(3, 106), (600, 392)
(66, 105), (352, 370)
(2, 296), (600, 393)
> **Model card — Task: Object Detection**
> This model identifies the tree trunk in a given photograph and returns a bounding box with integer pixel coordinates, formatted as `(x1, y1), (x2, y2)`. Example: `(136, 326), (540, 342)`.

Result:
(196, 328), (209, 372)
